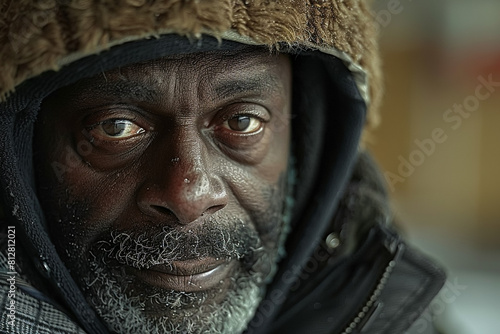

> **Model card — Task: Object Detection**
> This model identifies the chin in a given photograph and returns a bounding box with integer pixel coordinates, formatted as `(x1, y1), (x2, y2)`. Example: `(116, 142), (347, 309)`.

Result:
(81, 258), (265, 334)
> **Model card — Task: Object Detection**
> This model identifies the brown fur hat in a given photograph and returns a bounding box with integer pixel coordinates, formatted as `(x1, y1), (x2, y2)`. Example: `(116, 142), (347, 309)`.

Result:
(0, 0), (381, 131)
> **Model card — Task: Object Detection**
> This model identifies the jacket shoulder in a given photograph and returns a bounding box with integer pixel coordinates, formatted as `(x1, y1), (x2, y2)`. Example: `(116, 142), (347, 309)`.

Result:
(270, 151), (446, 334)
(0, 230), (87, 334)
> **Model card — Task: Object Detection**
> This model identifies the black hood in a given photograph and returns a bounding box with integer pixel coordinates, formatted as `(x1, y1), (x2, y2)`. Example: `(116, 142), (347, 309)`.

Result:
(0, 35), (366, 333)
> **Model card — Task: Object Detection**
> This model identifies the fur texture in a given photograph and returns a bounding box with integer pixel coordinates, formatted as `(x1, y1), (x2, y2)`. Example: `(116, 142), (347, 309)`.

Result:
(0, 0), (381, 130)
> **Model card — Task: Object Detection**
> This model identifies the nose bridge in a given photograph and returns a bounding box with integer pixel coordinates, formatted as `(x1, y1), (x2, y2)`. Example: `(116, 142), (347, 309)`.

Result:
(171, 125), (211, 184)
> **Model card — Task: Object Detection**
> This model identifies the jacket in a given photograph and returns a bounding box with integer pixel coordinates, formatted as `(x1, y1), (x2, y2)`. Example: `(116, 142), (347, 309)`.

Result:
(0, 1), (445, 333)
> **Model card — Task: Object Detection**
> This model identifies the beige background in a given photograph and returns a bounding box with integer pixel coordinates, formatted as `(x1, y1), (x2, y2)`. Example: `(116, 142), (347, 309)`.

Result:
(369, 0), (500, 333)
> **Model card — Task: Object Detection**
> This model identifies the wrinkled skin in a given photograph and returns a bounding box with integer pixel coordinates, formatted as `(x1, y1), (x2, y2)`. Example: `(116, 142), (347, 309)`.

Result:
(34, 48), (292, 334)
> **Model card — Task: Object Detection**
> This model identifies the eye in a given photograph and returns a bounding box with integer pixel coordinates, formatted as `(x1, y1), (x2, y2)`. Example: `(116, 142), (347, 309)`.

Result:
(223, 115), (263, 133)
(90, 119), (145, 140)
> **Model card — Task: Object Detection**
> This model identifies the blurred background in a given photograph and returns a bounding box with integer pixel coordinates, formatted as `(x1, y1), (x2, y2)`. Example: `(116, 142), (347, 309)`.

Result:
(368, 0), (500, 333)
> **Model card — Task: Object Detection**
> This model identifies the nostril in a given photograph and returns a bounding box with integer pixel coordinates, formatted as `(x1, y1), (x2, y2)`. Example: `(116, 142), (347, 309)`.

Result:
(202, 204), (226, 217)
(151, 205), (173, 216)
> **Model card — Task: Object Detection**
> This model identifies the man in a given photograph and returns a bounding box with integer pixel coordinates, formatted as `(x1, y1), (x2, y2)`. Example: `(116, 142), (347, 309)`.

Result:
(0, 1), (445, 334)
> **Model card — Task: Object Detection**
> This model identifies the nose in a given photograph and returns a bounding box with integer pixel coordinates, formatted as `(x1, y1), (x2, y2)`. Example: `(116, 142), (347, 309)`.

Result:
(137, 136), (228, 225)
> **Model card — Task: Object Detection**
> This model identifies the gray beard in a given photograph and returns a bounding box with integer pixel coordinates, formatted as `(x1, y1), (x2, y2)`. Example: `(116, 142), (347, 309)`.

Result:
(83, 258), (263, 334)
(77, 219), (281, 334)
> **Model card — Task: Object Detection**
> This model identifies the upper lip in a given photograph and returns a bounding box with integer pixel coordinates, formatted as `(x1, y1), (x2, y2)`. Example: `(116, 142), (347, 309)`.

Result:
(146, 257), (228, 276)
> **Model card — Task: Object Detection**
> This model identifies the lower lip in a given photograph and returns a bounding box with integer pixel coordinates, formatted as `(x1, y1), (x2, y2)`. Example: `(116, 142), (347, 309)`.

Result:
(130, 261), (236, 292)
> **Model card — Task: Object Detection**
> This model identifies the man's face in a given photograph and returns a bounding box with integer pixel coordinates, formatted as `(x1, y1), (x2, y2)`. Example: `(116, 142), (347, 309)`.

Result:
(34, 48), (292, 334)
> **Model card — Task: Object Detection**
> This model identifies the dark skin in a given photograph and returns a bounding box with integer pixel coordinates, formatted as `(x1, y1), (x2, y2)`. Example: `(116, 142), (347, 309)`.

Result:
(34, 48), (292, 331)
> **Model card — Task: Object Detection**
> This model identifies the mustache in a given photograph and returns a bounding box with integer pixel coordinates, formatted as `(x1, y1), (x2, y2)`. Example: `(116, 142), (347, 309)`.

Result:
(89, 218), (264, 270)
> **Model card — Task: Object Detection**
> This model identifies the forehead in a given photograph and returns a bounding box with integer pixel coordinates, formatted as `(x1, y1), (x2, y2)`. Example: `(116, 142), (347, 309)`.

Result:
(49, 47), (291, 109)
(99, 48), (284, 82)
(55, 47), (290, 105)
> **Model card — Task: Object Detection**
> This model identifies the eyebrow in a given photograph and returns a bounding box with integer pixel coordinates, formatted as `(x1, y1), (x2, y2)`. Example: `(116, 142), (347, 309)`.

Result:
(213, 74), (281, 101)
(84, 80), (160, 103)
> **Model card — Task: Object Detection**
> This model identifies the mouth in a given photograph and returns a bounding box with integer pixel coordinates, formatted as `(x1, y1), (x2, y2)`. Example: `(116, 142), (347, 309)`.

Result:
(128, 258), (237, 292)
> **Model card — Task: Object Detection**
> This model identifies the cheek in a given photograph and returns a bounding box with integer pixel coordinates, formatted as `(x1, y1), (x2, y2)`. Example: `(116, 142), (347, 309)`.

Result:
(35, 132), (139, 242)
(222, 125), (290, 244)
(65, 168), (138, 229)
(225, 169), (287, 249)
(252, 116), (291, 183)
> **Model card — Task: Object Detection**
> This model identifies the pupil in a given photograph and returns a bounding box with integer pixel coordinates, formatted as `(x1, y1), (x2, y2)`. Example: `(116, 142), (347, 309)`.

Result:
(230, 116), (250, 131)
